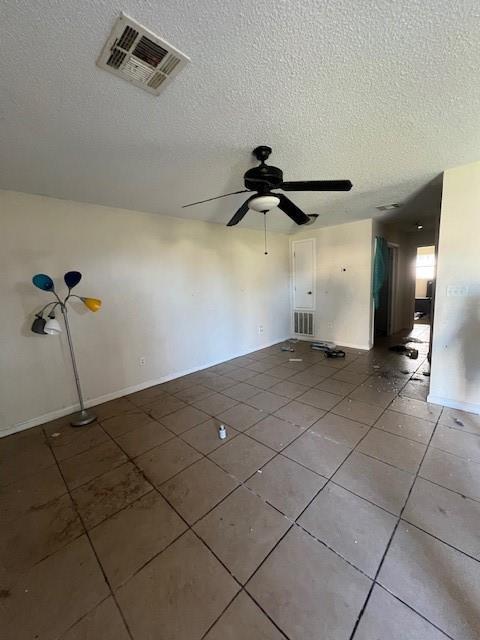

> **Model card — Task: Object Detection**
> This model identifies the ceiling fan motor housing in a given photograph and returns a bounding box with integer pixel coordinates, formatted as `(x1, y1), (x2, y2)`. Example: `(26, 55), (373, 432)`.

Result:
(244, 164), (284, 191)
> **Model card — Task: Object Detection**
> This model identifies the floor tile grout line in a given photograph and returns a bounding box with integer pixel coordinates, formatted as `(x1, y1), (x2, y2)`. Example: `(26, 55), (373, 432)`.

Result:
(326, 479), (400, 517)
(95, 412), (296, 603)
(201, 356), (390, 619)
(237, 355), (380, 458)
(291, 423), (377, 524)
(372, 583), (456, 640)
(45, 406), (175, 467)
(347, 408), (444, 640)
(97, 422), (249, 595)
(109, 526), (190, 592)
(361, 422), (436, 445)
(56, 456), (131, 493)
(197, 590), (243, 640)
(198, 585), (291, 640)
(428, 441), (480, 464)
(227, 365), (438, 634)
(99, 383), (377, 640)
(20, 341), (449, 639)
(349, 449), (422, 476)
(58, 594), (116, 639)
(294, 521), (376, 582)
(42, 353), (430, 532)
(289, 375), (395, 527)
(398, 516), (480, 566)
(438, 422), (480, 438)
(41, 425), (136, 640)
(415, 472), (480, 504)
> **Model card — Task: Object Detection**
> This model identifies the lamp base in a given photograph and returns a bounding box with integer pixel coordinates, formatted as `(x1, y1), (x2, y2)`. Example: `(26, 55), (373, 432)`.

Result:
(70, 410), (97, 427)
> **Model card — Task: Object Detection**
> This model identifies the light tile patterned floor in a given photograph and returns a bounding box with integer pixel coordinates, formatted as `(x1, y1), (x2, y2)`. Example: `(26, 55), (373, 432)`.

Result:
(1, 326), (480, 639)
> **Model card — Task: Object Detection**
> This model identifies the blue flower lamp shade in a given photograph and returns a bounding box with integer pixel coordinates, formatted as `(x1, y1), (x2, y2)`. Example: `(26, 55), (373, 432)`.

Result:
(32, 273), (55, 291)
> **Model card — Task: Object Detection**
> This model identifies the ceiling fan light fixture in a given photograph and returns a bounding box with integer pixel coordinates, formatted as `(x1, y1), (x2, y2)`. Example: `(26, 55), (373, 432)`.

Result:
(183, 146), (352, 228)
(248, 195), (280, 212)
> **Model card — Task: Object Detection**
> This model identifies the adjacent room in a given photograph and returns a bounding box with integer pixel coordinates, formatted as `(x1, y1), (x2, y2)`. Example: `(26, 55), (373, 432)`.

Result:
(1, 2), (479, 639)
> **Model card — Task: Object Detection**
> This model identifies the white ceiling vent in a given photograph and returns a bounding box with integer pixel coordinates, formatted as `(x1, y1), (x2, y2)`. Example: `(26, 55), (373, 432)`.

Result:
(97, 13), (190, 96)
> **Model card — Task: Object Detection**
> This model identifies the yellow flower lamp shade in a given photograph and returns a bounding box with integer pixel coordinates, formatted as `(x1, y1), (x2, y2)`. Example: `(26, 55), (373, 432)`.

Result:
(81, 297), (102, 312)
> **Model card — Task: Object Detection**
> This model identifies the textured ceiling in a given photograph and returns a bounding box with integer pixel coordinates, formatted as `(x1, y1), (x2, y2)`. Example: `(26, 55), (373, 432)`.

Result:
(1, 1), (479, 232)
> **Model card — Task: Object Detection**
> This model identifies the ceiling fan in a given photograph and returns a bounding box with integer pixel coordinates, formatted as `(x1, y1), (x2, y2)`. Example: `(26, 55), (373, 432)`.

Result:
(182, 146), (353, 227)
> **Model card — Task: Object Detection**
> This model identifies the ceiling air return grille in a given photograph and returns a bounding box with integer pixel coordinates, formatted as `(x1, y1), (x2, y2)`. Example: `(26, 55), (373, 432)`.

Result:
(97, 13), (190, 95)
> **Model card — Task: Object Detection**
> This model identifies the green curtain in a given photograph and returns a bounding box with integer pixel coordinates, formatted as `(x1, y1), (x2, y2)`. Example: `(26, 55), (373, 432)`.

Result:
(373, 236), (388, 310)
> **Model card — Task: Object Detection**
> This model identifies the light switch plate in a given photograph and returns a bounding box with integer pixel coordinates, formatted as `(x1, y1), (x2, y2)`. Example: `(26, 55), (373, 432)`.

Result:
(446, 285), (469, 297)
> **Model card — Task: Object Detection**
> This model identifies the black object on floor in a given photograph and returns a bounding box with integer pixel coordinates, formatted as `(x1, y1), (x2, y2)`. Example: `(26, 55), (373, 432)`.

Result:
(325, 349), (345, 359)
(389, 345), (419, 359)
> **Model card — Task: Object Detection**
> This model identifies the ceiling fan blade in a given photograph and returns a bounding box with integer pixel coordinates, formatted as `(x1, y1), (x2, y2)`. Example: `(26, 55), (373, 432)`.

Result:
(227, 199), (250, 227)
(277, 194), (310, 225)
(281, 180), (353, 192)
(182, 190), (250, 208)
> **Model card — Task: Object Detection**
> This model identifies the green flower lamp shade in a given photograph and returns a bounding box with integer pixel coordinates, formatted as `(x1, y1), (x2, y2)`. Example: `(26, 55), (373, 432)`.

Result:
(64, 271), (82, 289)
(32, 274), (55, 291)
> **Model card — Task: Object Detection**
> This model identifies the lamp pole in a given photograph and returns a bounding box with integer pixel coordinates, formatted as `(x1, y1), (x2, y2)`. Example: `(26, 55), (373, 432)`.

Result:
(31, 271), (101, 428)
(60, 304), (96, 427)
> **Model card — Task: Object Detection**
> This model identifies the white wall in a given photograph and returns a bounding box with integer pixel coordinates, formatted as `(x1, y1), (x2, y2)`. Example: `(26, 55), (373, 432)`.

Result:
(429, 161), (480, 413)
(292, 219), (374, 350)
(0, 190), (290, 435)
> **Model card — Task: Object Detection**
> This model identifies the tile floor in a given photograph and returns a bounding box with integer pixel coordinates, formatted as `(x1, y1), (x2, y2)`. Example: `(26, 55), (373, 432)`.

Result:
(2, 326), (480, 639)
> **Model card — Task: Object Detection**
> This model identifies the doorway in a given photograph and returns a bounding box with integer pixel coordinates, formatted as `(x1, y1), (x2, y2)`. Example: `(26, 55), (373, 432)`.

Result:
(414, 245), (435, 326)
(374, 243), (398, 338)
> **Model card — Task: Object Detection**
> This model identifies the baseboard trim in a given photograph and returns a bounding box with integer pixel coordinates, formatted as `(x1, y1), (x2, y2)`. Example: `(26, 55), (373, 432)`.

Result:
(2, 336), (290, 438)
(427, 394), (480, 415)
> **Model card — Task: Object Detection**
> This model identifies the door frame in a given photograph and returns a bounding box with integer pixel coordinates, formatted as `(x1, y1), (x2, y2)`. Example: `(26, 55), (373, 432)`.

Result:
(291, 238), (316, 311)
(387, 242), (399, 335)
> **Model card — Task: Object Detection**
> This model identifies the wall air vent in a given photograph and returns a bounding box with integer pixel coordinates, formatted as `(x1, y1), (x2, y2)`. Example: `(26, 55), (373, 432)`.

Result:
(97, 13), (190, 96)
(294, 311), (314, 336)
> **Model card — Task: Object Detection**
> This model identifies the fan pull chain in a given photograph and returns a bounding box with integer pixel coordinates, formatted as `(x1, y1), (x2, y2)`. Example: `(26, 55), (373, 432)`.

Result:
(264, 212), (268, 255)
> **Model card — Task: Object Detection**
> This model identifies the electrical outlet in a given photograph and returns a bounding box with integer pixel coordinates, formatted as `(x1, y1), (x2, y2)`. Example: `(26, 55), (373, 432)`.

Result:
(139, 357), (146, 366)
(258, 325), (264, 335)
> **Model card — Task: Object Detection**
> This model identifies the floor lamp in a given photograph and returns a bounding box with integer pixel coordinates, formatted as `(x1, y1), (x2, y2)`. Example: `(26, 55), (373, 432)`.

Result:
(31, 271), (102, 427)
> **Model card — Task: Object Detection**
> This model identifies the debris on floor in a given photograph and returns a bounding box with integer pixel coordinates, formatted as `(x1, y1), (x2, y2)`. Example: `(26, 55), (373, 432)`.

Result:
(325, 349), (345, 359)
(281, 339), (297, 352)
(401, 336), (426, 344)
(311, 341), (345, 359)
(218, 424), (227, 439)
(389, 344), (419, 359)
(289, 358), (303, 362)
(311, 341), (336, 352)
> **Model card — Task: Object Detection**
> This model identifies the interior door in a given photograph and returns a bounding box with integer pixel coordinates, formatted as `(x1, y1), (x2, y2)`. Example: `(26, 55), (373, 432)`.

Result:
(293, 239), (315, 309)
